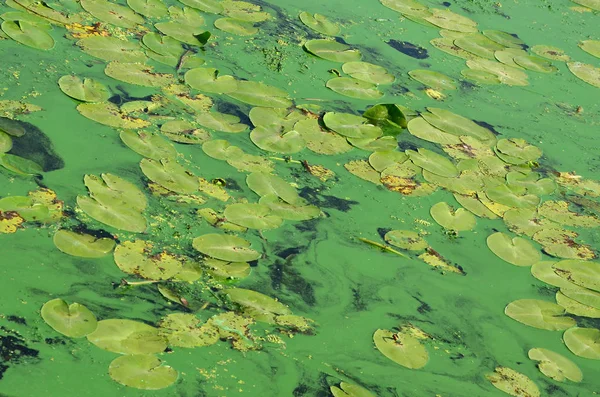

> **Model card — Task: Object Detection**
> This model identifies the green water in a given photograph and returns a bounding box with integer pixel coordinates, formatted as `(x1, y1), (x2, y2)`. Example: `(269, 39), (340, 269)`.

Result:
(1, 0), (599, 396)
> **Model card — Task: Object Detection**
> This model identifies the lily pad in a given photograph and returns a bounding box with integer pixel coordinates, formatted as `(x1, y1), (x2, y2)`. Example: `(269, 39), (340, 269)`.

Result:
(105, 62), (174, 87)
(223, 203), (283, 230)
(0, 131), (12, 153)
(120, 130), (177, 160)
(533, 229), (596, 260)
(579, 40), (600, 58)
(486, 367), (540, 397)
(203, 257), (251, 281)
(487, 232), (541, 266)
(563, 327), (600, 360)
(80, 0), (144, 28)
(53, 230), (115, 258)
(560, 285), (600, 311)
(196, 112), (247, 133)
(531, 45), (570, 61)
(304, 39), (361, 62)
(553, 260), (600, 292)
(407, 148), (458, 177)
(192, 233), (261, 262)
(556, 290), (600, 318)
(326, 77), (383, 100)
(294, 119), (352, 155)
(485, 184), (540, 209)
(482, 30), (525, 49)
(109, 354), (177, 390)
(322, 112), (382, 139)
(423, 8), (477, 33)
(0, 153), (43, 175)
(87, 319), (167, 354)
(76, 36), (148, 63)
(160, 120), (211, 144)
(408, 69), (456, 90)
(368, 150), (408, 171)
(505, 299), (575, 330)
(178, 0), (223, 13)
(214, 17), (258, 36)
(373, 328), (428, 369)
(384, 230), (428, 250)
(41, 299), (97, 338)
(140, 158), (198, 194)
(506, 172), (556, 196)
(531, 261), (576, 289)
(224, 288), (291, 321)
(466, 58), (529, 86)
(220, 0), (270, 22)
(250, 125), (305, 154)
(246, 172), (302, 205)
(430, 201), (476, 231)
(513, 55), (557, 73)
(421, 107), (496, 143)
(567, 62), (600, 88)
(362, 103), (407, 135)
(155, 21), (210, 46)
(460, 68), (501, 85)
(503, 208), (556, 237)
(454, 193), (498, 219)
(454, 33), (506, 60)
(342, 62), (394, 85)
(58, 76), (110, 102)
(330, 382), (375, 397)
(299, 12), (340, 36)
(258, 194), (320, 221)
(114, 240), (183, 280)
(407, 117), (461, 145)
(528, 348), (582, 382)
(127, 0), (168, 18)
(227, 81), (292, 108)
(538, 200), (600, 227)
(158, 313), (219, 348)
(1, 20), (54, 50)
(77, 102), (150, 129)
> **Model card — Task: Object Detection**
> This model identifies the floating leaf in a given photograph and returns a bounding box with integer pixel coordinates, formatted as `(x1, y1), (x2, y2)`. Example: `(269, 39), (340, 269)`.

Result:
(503, 208), (557, 237)
(506, 172), (555, 196)
(214, 17), (257, 36)
(322, 112), (382, 139)
(504, 299), (575, 330)
(531, 261), (576, 289)
(80, 0), (144, 27)
(294, 119), (352, 155)
(192, 233), (261, 262)
(513, 55), (557, 73)
(407, 117), (461, 145)
(203, 257), (251, 281)
(407, 148), (458, 178)
(299, 12), (340, 36)
(0, 153), (42, 175)
(467, 58), (528, 86)
(161, 120), (211, 144)
(114, 240), (183, 280)
(423, 8), (477, 33)
(140, 158), (198, 194)
(579, 40), (600, 58)
(196, 112), (247, 133)
(0, 118), (25, 137)
(224, 288), (291, 321)
(77, 36), (148, 63)
(304, 39), (361, 62)
(127, 0), (168, 18)
(421, 107), (496, 143)
(430, 201), (476, 231)
(41, 299), (97, 338)
(380, 0), (429, 15)
(258, 194), (320, 221)
(538, 200), (600, 227)
(563, 327), (600, 360)
(77, 102), (150, 129)
(220, 0), (270, 22)
(487, 232), (541, 266)
(557, 290), (600, 318)
(482, 30), (525, 49)
(485, 184), (540, 209)
(384, 230), (428, 250)
(528, 348), (582, 383)
(454, 193), (498, 219)
(368, 150), (408, 172)
(0, 131), (12, 153)
(533, 229), (596, 260)
(373, 328), (428, 369)
(109, 354), (177, 390)
(330, 382), (375, 397)
(158, 313), (219, 347)
(224, 203), (283, 230)
(454, 33), (506, 60)
(408, 69), (456, 90)
(326, 77), (383, 100)
(363, 104), (407, 135)
(58, 75), (110, 103)
(460, 68), (501, 85)
(227, 81), (292, 108)
(53, 230), (115, 258)
(342, 62), (394, 84)
(496, 138), (542, 164)
(560, 285), (600, 311)
(567, 62), (600, 88)
(531, 45), (570, 61)
(105, 62), (174, 87)
(486, 367), (540, 397)
(246, 172), (302, 205)
(120, 130), (177, 160)
(250, 125), (305, 154)
(87, 319), (167, 354)
(344, 160), (381, 185)
(553, 260), (600, 292)
(1, 20), (54, 50)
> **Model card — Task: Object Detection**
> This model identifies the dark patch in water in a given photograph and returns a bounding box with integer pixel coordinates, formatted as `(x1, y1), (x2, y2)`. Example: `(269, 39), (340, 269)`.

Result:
(442, 1), (451, 6)
(352, 286), (367, 311)
(397, 141), (420, 151)
(4, 118), (64, 172)
(276, 247), (302, 259)
(299, 186), (358, 212)
(214, 99), (252, 126)
(386, 39), (429, 59)
(377, 227), (392, 239)
(269, 255), (316, 306)
(473, 120), (500, 135)
(6, 316), (26, 325)
(0, 326), (40, 380)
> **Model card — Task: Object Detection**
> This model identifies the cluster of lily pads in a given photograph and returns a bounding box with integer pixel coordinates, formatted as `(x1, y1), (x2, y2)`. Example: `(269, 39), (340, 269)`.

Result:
(2, 0), (600, 395)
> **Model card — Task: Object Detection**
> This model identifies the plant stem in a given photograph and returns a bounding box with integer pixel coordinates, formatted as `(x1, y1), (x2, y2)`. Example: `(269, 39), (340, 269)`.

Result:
(358, 237), (408, 258)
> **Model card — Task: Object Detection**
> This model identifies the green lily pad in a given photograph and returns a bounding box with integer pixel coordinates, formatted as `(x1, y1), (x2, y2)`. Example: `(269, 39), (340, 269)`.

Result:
(423, 8), (477, 32)
(41, 298), (97, 338)
(407, 148), (458, 177)
(0, 196), (49, 221)
(178, 0), (223, 13)
(553, 260), (600, 292)
(486, 367), (540, 397)
(362, 104), (407, 135)
(80, 0), (144, 27)
(505, 299), (575, 330)
(0, 118), (25, 137)
(192, 233), (261, 262)
(533, 228), (596, 260)
(496, 138), (542, 164)
(1, 20), (54, 50)
(258, 194), (320, 221)
(563, 327), (600, 360)
(342, 62), (394, 85)
(454, 33), (506, 60)
(160, 120), (211, 144)
(249, 107), (306, 130)
(430, 201), (476, 231)
(155, 22), (210, 46)
(579, 40), (600, 58)
(114, 240), (183, 280)
(58, 75), (110, 102)
(567, 62), (600, 88)
(368, 150), (408, 171)
(538, 200), (600, 227)
(330, 382), (375, 397)
(345, 160), (382, 185)
(120, 130), (177, 160)
(466, 58), (529, 86)
(557, 290), (600, 318)
(421, 107), (496, 143)
(1, 11), (53, 30)
(77, 195), (147, 232)
(214, 17), (258, 36)
(87, 319), (167, 354)
(76, 36), (148, 63)
(227, 81), (292, 108)
(224, 288), (291, 321)
(513, 55), (557, 73)
(560, 285), (600, 310)
(140, 158), (198, 194)
(531, 45), (570, 61)
(246, 172), (302, 205)
(228, 152), (274, 173)
(196, 112), (247, 133)
(430, 37), (479, 60)
(485, 184), (540, 209)
(373, 328), (428, 369)
(109, 354), (177, 390)
(506, 172), (556, 196)
(326, 77), (383, 100)
(53, 229), (115, 258)
(203, 257), (251, 281)
(105, 62), (175, 87)
(528, 348), (583, 382)
(384, 230), (428, 250)
(454, 193), (498, 219)
(323, 112), (382, 139)
(223, 203), (283, 230)
(84, 173), (147, 212)
(250, 125), (305, 154)
(294, 119), (352, 155)
(407, 117), (461, 145)
(0, 131), (12, 153)
(348, 135), (398, 152)
(77, 102), (150, 129)
(408, 69), (456, 90)
(127, 0), (168, 18)
(299, 12), (340, 36)
(304, 39), (361, 62)
(158, 313), (219, 348)
(571, 0), (600, 10)
(202, 139), (238, 160)
(460, 68), (501, 85)
(221, 0), (270, 22)
(142, 33), (183, 66)
(487, 232), (541, 266)
(380, 0), (429, 15)
(482, 30), (525, 49)
(0, 153), (43, 175)
(531, 261), (576, 289)
(503, 208), (557, 237)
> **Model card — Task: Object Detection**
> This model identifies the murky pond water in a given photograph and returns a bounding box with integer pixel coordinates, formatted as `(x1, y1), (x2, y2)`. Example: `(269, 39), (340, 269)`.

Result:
(1, 0), (599, 396)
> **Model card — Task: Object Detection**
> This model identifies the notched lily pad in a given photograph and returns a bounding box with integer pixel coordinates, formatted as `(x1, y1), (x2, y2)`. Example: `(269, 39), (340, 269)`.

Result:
(299, 12), (340, 36)
(563, 327), (600, 360)
(109, 354), (178, 390)
(87, 319), (167, 354)
(528, 348), (582, 382)
(487, 232), (540, 266)
(486, 367), (540, 397)
(304, 39), (361, 62)
(430, 201), (476, 231)
(504, 299), (575, 330)
(58, 75), (110, 102)
(373, 328), (428, 369)
(41, 298), (98, 338)
(53, 229), (115, 258)
(192, 233), (261, 262)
